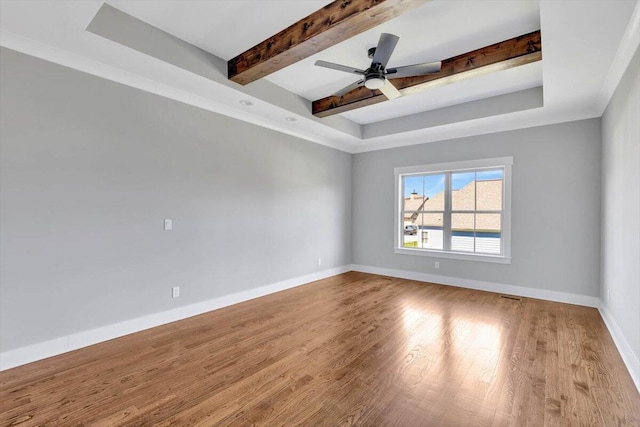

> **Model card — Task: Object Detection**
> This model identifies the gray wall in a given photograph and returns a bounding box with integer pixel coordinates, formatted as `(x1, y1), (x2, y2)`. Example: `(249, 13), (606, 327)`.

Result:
(0, 44), (622, 357)
(601, 47), (640, 361)
(352, 119), (602, 297)
(0, 48), (352, 351)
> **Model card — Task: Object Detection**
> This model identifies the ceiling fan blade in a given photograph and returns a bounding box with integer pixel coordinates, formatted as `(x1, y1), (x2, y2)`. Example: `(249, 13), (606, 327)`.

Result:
(315, 60), (365, 75)
(378, 79), (402, 100)
(386, 61), (442, 79)
(332, 79), (365, 96)
(372, 33), (399, 67)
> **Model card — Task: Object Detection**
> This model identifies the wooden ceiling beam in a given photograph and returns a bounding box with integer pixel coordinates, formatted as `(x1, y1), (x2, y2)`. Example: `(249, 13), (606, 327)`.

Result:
(227, 0), (431, 85)
(312, 30), (542, 118)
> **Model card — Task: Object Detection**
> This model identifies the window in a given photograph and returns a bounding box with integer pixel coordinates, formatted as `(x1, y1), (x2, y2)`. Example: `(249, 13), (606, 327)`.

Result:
(394, 157), (512, 263)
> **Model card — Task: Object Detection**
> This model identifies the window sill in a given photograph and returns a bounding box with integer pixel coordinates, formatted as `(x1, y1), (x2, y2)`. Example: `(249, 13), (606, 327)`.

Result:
(394, 247), (512, 264)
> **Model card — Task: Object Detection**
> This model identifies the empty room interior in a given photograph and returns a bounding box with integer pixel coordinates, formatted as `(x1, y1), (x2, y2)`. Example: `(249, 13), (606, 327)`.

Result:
(1, 0), (639, 425)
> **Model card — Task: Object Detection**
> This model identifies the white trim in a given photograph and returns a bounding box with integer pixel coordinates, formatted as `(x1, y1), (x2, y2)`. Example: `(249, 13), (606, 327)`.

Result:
(349, 264), (600, 308)
(394, 157), (512, 263)
(394, 171), (403, 252)
(598, 305), (640, 393)
(393, 247), (511, 264)
(0, 265), (351, 371)
(0, 30), (356, 154)
(597, 0), (640, 114)
(444, 171), (452, 251)
(393, 156), (514, 176)
(4, 265), (637, 396)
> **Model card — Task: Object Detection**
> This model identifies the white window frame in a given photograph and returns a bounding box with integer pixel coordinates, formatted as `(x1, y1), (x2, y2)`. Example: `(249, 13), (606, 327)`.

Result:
(394, 157), (512, 264)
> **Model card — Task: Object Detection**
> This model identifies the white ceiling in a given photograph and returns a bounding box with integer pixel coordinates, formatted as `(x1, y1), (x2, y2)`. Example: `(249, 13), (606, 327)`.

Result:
(268, 0), (541, 124)
(0, 0), (638, 153)
(108, 0), (543, 125)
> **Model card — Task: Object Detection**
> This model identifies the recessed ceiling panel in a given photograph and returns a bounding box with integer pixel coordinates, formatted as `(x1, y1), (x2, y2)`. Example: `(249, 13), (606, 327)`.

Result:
(266, 0), (541, 101)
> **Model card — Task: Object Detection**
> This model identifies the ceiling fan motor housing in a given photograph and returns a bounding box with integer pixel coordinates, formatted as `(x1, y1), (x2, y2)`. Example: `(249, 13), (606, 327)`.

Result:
(364, 63), (386, 89)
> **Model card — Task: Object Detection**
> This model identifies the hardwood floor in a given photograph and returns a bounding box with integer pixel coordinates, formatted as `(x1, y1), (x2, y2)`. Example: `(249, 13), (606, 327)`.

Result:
(1, 272), (639, 426)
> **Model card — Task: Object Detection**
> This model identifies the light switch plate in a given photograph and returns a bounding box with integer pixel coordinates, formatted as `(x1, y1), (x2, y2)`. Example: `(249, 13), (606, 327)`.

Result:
(164, 219), (172, 231)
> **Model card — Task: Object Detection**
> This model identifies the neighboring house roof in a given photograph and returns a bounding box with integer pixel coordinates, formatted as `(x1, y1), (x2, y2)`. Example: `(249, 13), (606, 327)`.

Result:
(423, 190), (445, 211)
(406, 179), (502, 231)
(452, 179), (502, 211)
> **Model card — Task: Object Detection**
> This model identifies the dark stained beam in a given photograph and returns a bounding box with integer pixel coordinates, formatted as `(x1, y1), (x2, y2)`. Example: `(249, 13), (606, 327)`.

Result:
(312, 30), (542, 117)
(228, 0), (431, 85)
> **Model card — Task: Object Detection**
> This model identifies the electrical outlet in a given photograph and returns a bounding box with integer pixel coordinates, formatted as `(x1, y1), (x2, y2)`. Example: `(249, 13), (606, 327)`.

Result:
(435, 261), (440, 269)
(172, 286), (180, 298)
(164, 219), (173, 231)
(318, 258), (322, 266)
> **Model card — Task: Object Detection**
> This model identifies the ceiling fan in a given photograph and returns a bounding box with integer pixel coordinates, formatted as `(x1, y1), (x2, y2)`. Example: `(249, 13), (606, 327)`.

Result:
(315, 33), (442, 100)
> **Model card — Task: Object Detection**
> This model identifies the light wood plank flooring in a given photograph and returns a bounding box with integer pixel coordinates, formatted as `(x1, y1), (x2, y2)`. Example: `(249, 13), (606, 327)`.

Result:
(1, 272), (639, 426)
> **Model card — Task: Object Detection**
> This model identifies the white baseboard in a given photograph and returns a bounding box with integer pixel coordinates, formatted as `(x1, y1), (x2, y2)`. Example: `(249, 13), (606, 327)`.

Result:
(5, 264), (637, 396)
(598, 305), (640, 393)
(0, 265), (351, 371)
(349, 264), (600, 307)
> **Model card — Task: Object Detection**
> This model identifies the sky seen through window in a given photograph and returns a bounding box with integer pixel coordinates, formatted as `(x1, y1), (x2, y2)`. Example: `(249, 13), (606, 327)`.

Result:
(404, 169), (503, 198)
